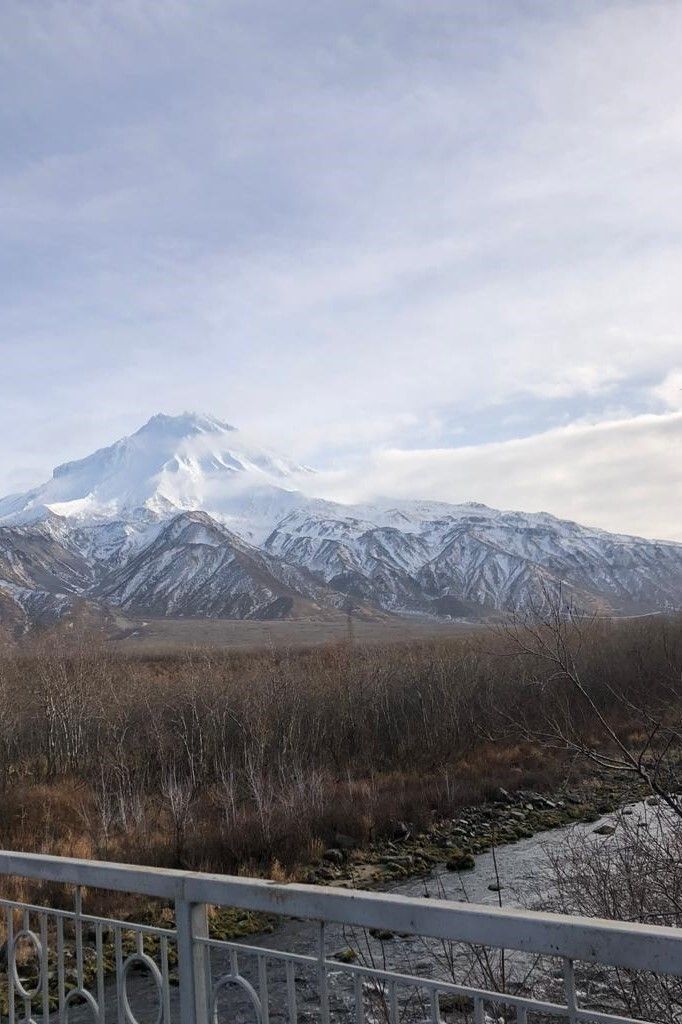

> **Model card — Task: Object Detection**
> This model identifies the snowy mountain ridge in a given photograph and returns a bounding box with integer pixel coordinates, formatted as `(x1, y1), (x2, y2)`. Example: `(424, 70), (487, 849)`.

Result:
(1, 412), (681, 631)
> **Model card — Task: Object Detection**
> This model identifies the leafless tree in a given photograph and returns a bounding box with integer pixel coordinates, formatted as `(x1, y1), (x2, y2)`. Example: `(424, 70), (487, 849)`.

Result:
(498, 586), (682, 816)
(537, 806), (682, 1022)
(160, 764), (195, 864)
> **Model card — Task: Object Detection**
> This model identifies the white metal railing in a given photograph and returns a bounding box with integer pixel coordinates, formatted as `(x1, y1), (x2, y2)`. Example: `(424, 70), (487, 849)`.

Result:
(0, 850), (680, 1022)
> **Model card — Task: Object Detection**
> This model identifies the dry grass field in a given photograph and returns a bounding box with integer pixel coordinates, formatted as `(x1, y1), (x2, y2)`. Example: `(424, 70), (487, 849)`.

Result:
(111, 614), (483, 653)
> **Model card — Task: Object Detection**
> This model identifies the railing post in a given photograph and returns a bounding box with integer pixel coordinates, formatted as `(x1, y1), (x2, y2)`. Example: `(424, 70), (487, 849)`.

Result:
(563, 958), (578, 1024)
(175, 884), (210, 1024)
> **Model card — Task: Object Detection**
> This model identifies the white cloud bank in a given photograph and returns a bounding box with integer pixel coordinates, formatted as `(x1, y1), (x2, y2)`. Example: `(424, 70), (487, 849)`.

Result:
(315, 413), (682, 543)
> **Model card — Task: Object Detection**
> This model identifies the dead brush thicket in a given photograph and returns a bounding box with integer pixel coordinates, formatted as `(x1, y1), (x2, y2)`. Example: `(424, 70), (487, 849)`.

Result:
(0, 614), (679, 881)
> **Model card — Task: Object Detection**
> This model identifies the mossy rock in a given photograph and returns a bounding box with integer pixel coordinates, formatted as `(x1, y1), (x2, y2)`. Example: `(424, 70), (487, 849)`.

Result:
(565, 806), (584, 820)
(209, 907), (275, 940)
(331, 947), (358, 964)
(439, 993), (474, 1014)
(446, 851), (475, 871)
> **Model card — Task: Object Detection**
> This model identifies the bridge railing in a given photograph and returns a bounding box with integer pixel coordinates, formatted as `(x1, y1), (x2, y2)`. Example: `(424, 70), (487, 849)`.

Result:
(0, 849), (680, 1022)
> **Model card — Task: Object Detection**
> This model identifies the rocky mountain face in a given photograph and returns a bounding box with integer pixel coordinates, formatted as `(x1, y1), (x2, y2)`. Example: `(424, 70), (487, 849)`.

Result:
(1, 412), (681, 632)
(264, 502), (682, 616)
(92, 511), (348, 620)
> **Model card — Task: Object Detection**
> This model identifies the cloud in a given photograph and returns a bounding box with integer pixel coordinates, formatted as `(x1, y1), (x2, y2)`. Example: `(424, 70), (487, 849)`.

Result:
(653, 370), (682, 410)
(313, 413), (682, 542)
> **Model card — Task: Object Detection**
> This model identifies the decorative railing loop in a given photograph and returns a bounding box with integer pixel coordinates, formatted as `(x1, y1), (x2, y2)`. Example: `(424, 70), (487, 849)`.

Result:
(10, 927), (43, 1000)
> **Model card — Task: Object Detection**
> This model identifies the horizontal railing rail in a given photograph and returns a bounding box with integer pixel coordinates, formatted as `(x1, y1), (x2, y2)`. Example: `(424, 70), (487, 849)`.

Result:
(1, 849), (681, 975)
(0, 849), (679, 1023)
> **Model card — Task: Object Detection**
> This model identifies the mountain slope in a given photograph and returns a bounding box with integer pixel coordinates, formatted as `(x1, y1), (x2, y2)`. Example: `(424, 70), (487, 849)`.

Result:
(93, 511), (348, 620)
(0, 515), (94, 628)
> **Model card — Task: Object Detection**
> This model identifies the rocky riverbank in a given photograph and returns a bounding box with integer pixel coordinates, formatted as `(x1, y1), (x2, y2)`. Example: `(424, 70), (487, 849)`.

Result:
(0, 774), (648, 1015)
(305, 775), (647, 889)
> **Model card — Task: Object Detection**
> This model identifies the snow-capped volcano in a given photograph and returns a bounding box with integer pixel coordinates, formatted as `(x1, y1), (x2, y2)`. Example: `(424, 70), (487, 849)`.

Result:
(0, 412), (311, 542)
(1, 412), (682, 633)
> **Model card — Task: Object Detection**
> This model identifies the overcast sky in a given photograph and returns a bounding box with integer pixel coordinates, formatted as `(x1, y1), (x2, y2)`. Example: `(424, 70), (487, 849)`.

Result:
(1, 0), (681, 540)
